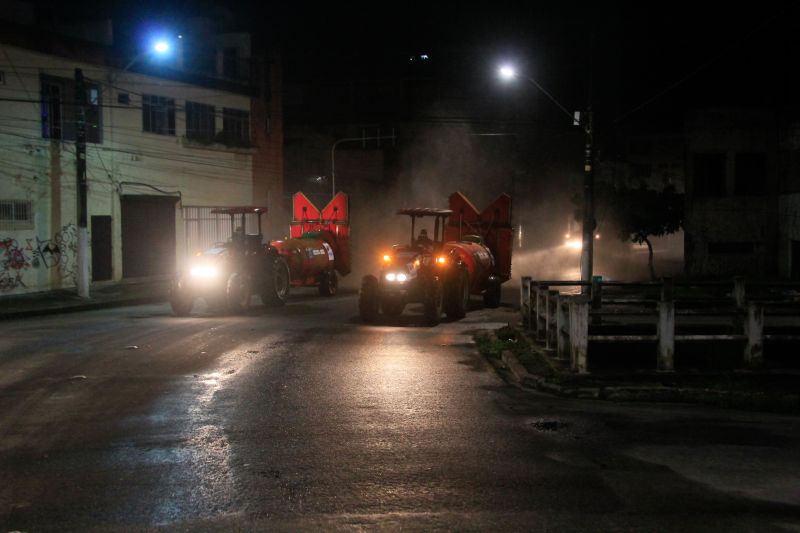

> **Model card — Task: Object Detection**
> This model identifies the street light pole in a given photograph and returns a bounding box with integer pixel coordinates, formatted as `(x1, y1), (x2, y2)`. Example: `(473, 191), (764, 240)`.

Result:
(75, 68), (90, 299)
(580, 109), (595, 289)
(498, 64), (596, 287)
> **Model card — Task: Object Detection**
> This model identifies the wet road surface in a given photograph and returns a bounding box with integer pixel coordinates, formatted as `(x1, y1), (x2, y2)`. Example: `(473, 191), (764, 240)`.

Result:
(1, 290), (799, 531)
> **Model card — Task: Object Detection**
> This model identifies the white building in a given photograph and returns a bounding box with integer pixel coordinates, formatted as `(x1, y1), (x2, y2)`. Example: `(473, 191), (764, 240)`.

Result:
(0, 35), (283, 294)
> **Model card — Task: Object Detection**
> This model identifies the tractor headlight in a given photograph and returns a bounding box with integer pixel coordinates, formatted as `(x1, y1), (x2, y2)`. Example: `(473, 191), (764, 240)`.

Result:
(385, 272), (408, 283)
(190, 265), (218, 278)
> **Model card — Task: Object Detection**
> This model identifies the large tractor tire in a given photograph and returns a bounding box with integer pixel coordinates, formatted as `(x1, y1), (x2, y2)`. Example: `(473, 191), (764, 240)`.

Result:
(226, 272), (252, 314)
(423, 277), (444, 326)
(359, 275), (380, 322)
(381, 295), (405, 316)
(170, 278), (194, 316)
(261, 257), (291, 307)
(318, 270), (338, 296)
(444, 268), (469, 319)
(483, 276), (502, 309)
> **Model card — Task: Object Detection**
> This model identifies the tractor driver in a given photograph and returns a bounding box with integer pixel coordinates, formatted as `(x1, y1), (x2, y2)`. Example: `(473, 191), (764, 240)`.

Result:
(416, 228), (433, 248)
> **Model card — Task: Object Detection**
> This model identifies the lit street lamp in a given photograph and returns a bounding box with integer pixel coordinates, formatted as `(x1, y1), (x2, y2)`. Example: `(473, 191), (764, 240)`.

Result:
(498, 63), (595, 288)
(123, 37), (174, 72)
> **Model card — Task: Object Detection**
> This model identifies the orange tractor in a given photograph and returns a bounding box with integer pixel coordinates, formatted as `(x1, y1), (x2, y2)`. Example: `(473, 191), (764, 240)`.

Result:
(359, 192), (512, 325)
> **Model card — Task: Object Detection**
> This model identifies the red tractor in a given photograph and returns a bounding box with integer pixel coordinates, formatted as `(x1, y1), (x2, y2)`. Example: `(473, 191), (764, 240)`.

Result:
(269, 192), (351, 296)
(169, 193), (351, 316)
(170, 206), (290, 316)
(358, 192), (512, 325)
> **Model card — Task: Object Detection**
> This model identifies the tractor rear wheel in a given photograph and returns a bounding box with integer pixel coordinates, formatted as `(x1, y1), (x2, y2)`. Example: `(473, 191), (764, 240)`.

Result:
(381, 295), (405, 316)
(170, 278), (194, 316)
(318, 270), (338, 296)
(423, 277), (444, 326)
(483, 276), (502, 308)
(226, 273), (252, 314)
(261, 257), (290, 307)
(359, 275), (380, 322)
(444, 269), (469, 319)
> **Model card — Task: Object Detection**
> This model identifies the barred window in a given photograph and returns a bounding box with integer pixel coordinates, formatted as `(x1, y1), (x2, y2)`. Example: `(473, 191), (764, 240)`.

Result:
(40, 75), (102, 143)
(221, 108), (250, 147)
(0, 200), (34, 229)
(186, 101), (216, 142)
(142, 94), (175, 135)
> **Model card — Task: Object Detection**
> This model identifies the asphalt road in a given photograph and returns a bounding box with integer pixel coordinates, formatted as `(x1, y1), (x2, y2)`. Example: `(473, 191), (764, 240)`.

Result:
(1, 289), (799, 531)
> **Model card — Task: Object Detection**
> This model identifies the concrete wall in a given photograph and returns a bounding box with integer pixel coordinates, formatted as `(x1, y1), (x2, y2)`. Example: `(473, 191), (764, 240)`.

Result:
(0, 43), (269, 294)
(684, 109), (779, 277)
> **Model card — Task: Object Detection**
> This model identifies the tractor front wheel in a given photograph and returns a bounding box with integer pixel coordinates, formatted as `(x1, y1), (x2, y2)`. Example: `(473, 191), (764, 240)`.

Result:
(318, 270), (338, 296)
(359, 275), (380, 322)
(262, 257), (291, 307)
(423, 278), (444, 326)
(170, 278), (194, 316)
(444, 268), (469, 319)
(226, 273), (252, 314)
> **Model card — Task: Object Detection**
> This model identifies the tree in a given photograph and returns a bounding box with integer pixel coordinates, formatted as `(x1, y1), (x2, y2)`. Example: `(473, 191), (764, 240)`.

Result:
(584, 182), (684, 280)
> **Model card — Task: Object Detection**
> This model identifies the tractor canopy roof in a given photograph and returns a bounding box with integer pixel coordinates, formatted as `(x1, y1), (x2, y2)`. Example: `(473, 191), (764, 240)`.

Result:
(396, 208), (452, 217)
(210, 206), (268, 215)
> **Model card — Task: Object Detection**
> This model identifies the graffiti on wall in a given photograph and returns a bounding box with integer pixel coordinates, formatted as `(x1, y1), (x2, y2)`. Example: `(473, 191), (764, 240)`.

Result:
(0, 224), (78, 291)
(0, 238), (30, 290)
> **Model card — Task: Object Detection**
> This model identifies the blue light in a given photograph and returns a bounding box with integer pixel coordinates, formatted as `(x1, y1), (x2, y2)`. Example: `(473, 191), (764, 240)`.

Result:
(153, 40), (170, 55)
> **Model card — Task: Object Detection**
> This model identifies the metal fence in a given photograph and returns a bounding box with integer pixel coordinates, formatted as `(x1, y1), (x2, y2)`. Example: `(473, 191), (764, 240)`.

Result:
(182, 206), (258, 255)
(520, 276), (800, 373)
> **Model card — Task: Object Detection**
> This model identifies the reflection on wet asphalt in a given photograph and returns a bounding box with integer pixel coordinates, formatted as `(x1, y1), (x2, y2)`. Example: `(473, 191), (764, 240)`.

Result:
(1, 289), (799, 530)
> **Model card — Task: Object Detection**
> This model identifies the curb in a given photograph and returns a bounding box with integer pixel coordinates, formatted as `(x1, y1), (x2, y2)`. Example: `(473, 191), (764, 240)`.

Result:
(488, 348), (800, 413)
(0, 295), (167, 320)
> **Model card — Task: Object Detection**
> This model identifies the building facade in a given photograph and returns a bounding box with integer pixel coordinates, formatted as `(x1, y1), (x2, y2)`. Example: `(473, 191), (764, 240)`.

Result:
(684, 109), (782, 277)
(0, 37), (282, 295)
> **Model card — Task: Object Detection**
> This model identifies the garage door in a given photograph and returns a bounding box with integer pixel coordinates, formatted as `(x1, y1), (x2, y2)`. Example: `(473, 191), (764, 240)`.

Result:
(121, 195), (178, 278)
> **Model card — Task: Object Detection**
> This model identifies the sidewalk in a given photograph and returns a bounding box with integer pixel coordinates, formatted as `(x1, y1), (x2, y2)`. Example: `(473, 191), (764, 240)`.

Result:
(0, 278), (171, 320)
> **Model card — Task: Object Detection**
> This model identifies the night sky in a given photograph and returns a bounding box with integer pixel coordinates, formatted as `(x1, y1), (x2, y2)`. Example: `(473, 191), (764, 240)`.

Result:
(26, 1), (800, 129)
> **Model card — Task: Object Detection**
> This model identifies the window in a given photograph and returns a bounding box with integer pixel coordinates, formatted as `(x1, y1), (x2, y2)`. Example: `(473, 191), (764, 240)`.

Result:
(693, 153), (726, 197)
(734, 153), (767, 196)
(221, 108), (250, 146)
(117, 92), (130, 105)
(142, 94), (175, 135)
(0, 71), (5, 85)
(185, 101), (216, 143)
(40, 75), (102, 143)
(0, 200), (34, 230)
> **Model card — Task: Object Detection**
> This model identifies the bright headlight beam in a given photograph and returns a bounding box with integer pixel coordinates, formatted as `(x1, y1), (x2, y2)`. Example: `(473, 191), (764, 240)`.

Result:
(190, 265), (217, 277)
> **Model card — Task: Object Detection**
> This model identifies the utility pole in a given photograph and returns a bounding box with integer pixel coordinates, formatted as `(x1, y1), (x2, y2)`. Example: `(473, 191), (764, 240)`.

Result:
(75, 68), (90, 298)
(580, 109), (595, 291)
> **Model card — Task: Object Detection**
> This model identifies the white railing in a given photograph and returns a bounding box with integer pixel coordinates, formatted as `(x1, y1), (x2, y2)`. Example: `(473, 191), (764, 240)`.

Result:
(520, 276), (800, 374)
